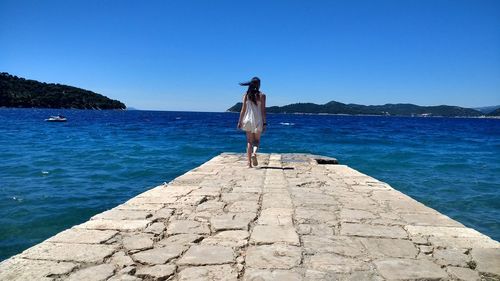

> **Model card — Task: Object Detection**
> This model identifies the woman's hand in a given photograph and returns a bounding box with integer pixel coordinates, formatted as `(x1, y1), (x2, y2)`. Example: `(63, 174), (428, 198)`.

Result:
(237, 121), (242, 129)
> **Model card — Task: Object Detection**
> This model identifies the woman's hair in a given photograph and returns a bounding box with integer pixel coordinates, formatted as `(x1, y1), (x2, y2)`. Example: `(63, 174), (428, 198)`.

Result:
(239, 77), (261, 105)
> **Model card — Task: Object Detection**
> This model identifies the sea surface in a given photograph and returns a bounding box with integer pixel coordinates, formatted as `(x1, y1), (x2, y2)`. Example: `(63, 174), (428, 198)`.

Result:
(0, 108), (499, 261)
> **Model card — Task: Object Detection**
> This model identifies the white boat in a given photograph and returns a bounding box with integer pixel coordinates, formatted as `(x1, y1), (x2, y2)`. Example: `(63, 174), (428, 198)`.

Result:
(45, 115), (67, 122)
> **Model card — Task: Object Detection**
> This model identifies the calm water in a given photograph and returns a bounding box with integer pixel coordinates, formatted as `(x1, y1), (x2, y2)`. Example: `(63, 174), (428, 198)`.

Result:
(0, 108), (499, 260)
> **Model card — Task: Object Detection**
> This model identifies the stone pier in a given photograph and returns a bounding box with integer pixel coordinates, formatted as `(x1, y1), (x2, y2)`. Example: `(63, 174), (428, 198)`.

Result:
(1, 153), (499, 281)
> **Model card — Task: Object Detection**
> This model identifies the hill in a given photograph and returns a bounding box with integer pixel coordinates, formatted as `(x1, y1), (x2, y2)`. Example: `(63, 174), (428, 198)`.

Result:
(474, 105), (500, 114)
(0, 72), (126, 109)
(227, 100), (483, 117)
(487, 108), (500, 116)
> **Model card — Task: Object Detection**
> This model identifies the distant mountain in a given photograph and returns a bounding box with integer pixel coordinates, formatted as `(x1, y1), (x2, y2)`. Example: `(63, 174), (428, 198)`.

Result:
(487, 108), (500, 116)
(474, 105), (500, 114)
(0, 72), (126, 109)
(227, 100), (483, 117)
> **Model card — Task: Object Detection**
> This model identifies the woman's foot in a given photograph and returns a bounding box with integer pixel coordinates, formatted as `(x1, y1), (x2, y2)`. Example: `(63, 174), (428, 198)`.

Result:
(251, 153), (258, 166)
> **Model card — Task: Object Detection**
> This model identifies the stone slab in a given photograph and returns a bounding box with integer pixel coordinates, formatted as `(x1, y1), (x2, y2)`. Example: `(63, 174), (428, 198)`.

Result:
(246, 244), (302, 269)
(250, 225), (300, 245)
(178, 265), (238, 281)
(135, 264), (177, 280)
(0, 258), (78, 281)
(75, 219), (150, 232)
(167, 220), (210, 235)
(341, 223), (407, 239)
(375, 258), (448, 280)
(46, 228), (118, 244)
(67, 264), (115, 281)
(19, 242), (118, 263)
(210, 212), (255, 231)
(131, 244), (186, 264)
(471, 248), (500, 276)
(177, 245), (235, 266)
(243, 269), (302, 281)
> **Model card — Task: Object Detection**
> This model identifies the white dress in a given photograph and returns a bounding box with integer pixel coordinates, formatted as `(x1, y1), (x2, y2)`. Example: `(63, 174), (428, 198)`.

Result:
(241, 98), (263, 133)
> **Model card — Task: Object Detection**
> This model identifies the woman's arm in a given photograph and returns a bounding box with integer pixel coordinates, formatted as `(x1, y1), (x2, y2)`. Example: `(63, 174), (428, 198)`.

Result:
(260, 93), (267, 130)
(237, 94), (247, 129)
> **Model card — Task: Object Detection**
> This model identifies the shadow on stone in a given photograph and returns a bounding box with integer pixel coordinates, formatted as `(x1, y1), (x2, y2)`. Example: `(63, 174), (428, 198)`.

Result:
(259, 166), (295, 170)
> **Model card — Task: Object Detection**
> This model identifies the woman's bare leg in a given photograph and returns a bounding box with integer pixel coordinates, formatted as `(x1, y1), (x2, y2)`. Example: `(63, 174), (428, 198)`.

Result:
(246, 132), (254, 167)
(252, 131), (262, 154)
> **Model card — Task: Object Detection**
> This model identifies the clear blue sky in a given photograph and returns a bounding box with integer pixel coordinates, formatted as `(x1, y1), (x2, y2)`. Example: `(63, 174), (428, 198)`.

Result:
(1, 0), (499, 111)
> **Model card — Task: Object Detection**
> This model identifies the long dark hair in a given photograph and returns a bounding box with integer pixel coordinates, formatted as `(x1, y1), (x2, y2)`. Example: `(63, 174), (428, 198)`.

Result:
(239, 77), (261, 105)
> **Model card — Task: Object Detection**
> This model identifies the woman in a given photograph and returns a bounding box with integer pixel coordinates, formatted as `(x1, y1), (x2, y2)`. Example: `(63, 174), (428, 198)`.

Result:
(237, 77), (267, 168)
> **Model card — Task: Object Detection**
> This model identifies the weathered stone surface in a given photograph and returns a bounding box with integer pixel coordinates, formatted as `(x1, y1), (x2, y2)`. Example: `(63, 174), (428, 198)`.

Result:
(297, 223), (334, 237)
(131, 245), (185, 264)
(222, 192), (259, 203)
(446, 266), (480, 281)
(153, 208), (174, 220)
(136, 264), (176, 280)
(261, 193), (293, 209)
(158, 233), (202, 246)
(3, 153), (497, 281)
(76, 219), (150, 232)
(91, 209), (152, 220)
(20, 242), (118, 263)
(67, 264), (115, 281)
(177, 245), (235, 265)
(250, 225), (300, 245)
(228, 201), (259, 213)
(167, 220), (210, 235)
(399, 213), (463, 227)
(429, 236), (500, 249)
(340, 209), (377, 222)
(178, 265), (238, 281)
(246, 244), (301, 269)
(433, 248), (470, 267)
(302, 235), (364, 257)
(196, 201), (225, 212)
(375, 258), (448, 280)
(107, 274), (142, 281)
(360, 238), (418, 258)
(305, 253), (369, 273)
(0, 258), (78, 281)
(109, 251), (135, 268)
(210, 213), (255, 231)
(406, 225), (484, 238)
(46, 228), (118, 244)
(243, 269), (302, 281)
(190, 187), (221, 197)
(117, 203), (164, 211)
(295, 208), (338, 225)
(341, 223), (407, 239)
(176, 195), (207, 206)
(202, 230), (249, 248)
(257, 208), (294, 226)
(122, 233), (154, 251)
(144, 222), (166, 235)
(471, 248), (500, 276)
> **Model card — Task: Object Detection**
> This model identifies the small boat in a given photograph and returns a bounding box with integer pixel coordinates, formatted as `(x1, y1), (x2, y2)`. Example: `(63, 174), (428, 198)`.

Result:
(45, 115), (67, 122)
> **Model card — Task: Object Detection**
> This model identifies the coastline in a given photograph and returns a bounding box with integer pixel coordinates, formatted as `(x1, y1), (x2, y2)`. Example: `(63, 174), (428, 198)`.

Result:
(226, 110), (500, 119)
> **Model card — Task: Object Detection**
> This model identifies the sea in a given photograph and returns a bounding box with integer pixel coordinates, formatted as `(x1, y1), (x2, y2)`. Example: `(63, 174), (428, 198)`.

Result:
(0, 108), (499, 261)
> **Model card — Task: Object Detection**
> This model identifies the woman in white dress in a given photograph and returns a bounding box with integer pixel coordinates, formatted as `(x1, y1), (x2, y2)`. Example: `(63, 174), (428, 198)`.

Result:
(237, 77), (267, 168)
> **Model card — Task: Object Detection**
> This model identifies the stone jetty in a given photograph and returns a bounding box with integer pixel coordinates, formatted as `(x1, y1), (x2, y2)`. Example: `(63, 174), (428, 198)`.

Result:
(1, 153), (499, 281)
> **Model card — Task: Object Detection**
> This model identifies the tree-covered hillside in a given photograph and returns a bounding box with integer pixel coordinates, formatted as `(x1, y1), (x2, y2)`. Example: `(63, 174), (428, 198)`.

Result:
(227, 100), (483, 117)
(487, 108), (500, 116)
(0, 72), (126, 109)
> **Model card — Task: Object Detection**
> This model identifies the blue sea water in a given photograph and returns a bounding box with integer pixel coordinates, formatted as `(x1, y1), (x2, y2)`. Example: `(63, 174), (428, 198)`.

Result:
(0, 108), (499, 261)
